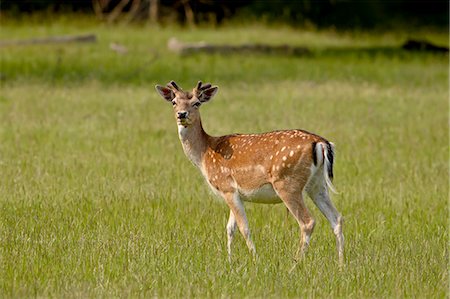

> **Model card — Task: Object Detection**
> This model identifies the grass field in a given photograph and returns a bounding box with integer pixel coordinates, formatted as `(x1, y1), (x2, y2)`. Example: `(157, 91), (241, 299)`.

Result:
(0, 17), (448, 298)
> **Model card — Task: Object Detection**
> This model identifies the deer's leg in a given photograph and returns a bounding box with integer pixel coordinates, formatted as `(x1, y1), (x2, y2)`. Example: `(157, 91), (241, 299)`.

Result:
(222, 191), (256, 256)
(308, 185), (344, 265)
(273, 181), (315, 259)
(226, 210), (237, 262)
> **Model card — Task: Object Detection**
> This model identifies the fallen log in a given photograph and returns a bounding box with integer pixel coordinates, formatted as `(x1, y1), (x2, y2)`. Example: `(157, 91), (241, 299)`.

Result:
(168, 37), (310, 56)
(0, 34), (97, 47)
(402, 39), (448, 53)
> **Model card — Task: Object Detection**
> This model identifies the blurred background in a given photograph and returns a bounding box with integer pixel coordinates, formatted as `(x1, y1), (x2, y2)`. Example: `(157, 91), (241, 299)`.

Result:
(1, 1), (448, 298)
(2, 0), (449, 29)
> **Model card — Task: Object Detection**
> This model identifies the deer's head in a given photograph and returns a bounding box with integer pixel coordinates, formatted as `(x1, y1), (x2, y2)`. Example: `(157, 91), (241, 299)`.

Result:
(156, 81), (218, 127)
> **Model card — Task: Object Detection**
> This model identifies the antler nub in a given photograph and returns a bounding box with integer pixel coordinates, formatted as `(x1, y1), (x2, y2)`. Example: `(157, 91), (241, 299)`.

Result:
(168, 80), (181, 92)
(194, 81), (213, 97)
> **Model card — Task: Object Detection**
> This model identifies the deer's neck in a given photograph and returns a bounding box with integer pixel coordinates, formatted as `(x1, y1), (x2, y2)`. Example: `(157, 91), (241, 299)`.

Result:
(178, 119), (210, 169)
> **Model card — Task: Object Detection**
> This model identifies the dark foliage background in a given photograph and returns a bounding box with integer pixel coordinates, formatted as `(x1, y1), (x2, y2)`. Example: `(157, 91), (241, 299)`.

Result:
(1, 0), (449, 29)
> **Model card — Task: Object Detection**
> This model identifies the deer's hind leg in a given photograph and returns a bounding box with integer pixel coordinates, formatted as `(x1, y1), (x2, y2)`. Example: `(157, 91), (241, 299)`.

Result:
(307, 174), (344, 265)
(273, 180), (315, 260)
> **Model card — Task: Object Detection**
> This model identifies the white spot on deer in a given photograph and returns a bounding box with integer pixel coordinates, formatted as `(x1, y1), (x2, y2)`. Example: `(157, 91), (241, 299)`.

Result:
(256, 165), (265, 173)
(282, 163), (286, 167)
(297, 145), (301, 149)
(213, 158), (216, 163)
(282, 156), (287, 161)
(289, 150), (294, 157)
(287, 163), (291, 168)
(275, 151), (279, 156)
(269, 155), (273, 160)
(281, 146), (286, 152)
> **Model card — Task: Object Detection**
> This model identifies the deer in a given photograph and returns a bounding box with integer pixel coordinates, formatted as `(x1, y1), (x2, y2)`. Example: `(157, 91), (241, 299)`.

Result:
(155, 81), (344, 265)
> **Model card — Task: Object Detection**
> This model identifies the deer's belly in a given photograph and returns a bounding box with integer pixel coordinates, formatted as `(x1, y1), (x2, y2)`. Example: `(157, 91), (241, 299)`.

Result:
(239, 184), (282, 204)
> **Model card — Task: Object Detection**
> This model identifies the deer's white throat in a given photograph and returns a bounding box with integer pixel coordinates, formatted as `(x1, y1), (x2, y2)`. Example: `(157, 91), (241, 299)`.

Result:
(178, 124), (189, 139)
(177, 123), (207, 168)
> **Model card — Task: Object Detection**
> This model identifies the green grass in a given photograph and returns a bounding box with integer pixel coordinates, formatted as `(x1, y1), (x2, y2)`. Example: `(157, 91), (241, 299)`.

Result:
(0, 18), (448, 298)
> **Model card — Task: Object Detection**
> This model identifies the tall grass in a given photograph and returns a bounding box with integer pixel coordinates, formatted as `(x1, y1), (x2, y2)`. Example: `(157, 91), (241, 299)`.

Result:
(0, 18), (448, 297)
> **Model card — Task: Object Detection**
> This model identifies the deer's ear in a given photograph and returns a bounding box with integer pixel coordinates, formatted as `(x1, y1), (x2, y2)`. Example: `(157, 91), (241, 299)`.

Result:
(155, 85), (175, 102)
(198, 86), (218, 103)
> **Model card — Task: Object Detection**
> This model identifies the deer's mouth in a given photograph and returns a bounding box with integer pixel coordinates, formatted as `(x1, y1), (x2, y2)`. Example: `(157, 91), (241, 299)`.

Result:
(177, 118), (192, 127)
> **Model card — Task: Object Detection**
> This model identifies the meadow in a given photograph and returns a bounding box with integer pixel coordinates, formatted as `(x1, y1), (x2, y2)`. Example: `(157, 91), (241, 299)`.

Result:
(0, 17), (448, 298)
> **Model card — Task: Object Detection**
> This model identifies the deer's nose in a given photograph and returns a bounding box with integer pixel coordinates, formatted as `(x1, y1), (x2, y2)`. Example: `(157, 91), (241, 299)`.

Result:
(177, 111), (188, 119)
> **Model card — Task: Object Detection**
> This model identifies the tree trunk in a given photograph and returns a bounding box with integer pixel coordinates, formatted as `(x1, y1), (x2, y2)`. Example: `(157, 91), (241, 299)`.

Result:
(148, 0), (159, 24)
(107, 0), (131, 23)
(182, 0), (195, 27)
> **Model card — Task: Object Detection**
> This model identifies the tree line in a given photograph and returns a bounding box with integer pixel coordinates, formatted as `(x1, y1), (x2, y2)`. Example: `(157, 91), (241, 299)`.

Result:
(2, 0), (448, 29)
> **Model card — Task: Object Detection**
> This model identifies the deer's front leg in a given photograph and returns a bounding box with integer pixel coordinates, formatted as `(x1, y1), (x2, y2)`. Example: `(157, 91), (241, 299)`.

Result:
(222, 191), (256, 257)
(226, 210), (237, 262)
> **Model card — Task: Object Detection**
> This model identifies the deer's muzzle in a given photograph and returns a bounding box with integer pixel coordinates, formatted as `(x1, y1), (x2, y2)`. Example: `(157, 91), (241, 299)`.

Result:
(177, 111), (188, 119)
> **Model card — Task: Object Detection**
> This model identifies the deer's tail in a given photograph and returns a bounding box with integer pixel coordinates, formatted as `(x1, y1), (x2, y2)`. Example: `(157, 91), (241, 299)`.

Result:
(313, 141), (337, 194)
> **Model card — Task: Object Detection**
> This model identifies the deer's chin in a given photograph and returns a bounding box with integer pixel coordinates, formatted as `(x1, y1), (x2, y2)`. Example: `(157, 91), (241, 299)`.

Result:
(177, 119), (192, 127)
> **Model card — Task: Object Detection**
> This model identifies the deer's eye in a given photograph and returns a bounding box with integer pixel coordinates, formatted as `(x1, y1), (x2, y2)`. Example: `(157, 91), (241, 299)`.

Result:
(171, 100), (176, 106)
(193, 102), (201, 108)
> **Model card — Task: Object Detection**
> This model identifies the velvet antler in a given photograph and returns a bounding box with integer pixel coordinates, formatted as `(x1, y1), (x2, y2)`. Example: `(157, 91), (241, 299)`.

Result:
(193, 81), (212, 97)
(167, 80), (182, 92)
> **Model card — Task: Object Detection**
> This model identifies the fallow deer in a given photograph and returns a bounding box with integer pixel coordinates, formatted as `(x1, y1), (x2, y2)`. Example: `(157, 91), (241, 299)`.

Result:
(156, 81), (344, 264)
